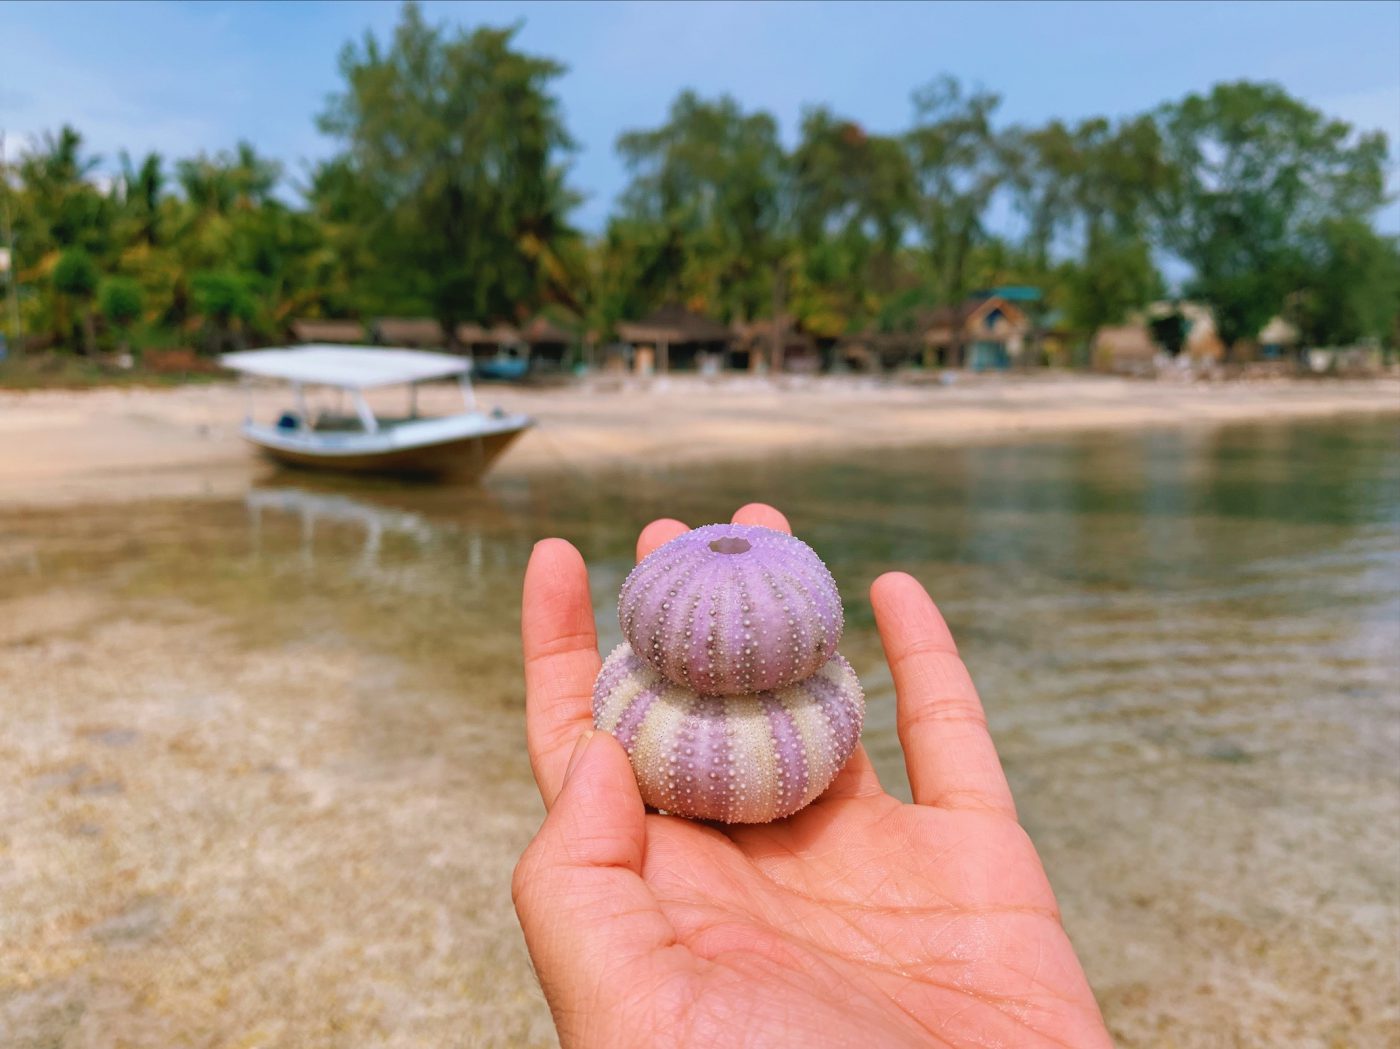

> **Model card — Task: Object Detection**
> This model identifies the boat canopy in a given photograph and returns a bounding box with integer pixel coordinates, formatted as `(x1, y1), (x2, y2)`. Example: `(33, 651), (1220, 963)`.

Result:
(221, 345), (470, 390)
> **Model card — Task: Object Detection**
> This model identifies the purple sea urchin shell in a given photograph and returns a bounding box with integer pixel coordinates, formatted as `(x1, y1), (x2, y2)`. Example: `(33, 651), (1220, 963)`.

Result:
(618, 523), (843, 695)
(593, 643), (865, 824)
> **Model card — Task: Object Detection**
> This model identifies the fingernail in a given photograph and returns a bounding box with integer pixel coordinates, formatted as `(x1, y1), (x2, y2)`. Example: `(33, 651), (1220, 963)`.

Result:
(563, 730), (595, 784)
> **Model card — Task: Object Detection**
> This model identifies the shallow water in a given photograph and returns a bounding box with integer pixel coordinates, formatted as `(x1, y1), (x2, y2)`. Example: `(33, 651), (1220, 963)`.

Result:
(2, 416), (1397, 1047)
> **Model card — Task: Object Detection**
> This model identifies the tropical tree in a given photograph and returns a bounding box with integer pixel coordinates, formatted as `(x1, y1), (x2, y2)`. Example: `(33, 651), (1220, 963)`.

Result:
(17, 126), (111, 259)
(1156, 81), (1389, 350)
(99, 275), (143, 352)
(1000, 119), (1080, 275)
(317, 0), (577, 339)
(905, 77), (1004, 309)
(614, 90), (790, 323)
(52, 247), (100, 353)
(790, 107), (914, 335)
(1292, 218), (1400, 348)
(190, 270), (255, 352)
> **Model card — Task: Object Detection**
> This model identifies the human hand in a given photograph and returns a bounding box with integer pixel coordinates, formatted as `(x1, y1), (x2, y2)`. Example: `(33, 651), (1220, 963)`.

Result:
(514, 504), (1112, 1048)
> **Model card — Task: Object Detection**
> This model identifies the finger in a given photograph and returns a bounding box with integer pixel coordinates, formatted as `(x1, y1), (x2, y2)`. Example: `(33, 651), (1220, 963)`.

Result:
(732, 503), (791, 534)
(870, 572), (1017, 818)
(636, 517), (689, 562)
(512, 731), (675, 1035)
(523, 539), (601, 807)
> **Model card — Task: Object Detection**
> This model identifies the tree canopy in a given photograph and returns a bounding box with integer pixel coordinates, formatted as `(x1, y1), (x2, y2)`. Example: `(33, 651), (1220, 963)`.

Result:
(2, 2), (1395, 363)
(317, 2), (578, 339)
(1156, 81), (1391, 348)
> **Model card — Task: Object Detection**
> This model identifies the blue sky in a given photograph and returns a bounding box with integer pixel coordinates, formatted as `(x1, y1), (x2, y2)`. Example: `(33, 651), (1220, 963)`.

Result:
(2, 0), (1398, 233)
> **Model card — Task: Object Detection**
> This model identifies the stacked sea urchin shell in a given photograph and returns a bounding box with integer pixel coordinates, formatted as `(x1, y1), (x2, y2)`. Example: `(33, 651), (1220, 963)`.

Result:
(593, 523), (865, 823)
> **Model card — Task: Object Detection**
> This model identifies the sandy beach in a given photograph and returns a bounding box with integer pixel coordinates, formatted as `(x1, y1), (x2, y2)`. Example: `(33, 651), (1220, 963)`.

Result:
(1, 372), (1396, 505)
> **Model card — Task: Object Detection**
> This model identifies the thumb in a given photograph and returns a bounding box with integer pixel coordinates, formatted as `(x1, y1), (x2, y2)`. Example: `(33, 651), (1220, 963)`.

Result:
(531, 728), (647, 875)
(512, 731), (674, 1013)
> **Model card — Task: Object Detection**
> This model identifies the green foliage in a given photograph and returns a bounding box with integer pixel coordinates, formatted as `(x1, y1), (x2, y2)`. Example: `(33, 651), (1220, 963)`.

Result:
(790, 108), (914, 333)
(1062, 234), (1163, 332)
(612, 91), (789, 321)
(99, 276), (143, 328)
(905, 77), (1004, 307)
(1293, 219), (1400, 347)
(53, 248), (100, 298)
(1157, 81), (1389, 349)
(190, 269), (256, 353)
(18, 127), (112, 258)
(316, 1), (577, 334)
(191, 270), (255, 322)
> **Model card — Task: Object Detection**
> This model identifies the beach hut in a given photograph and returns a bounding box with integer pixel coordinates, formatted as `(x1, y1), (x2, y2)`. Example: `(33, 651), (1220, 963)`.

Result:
(923, 296), (1030, 371)
(616, 305), (732, 374)
(291, 319), (366, 345)
(1148, 301), (1226, 363)
(834, 330), (924, 373)
(1256, 316), (1300, 360)
(1091, 323), (1157, 374)
(372, 317), (446, 349)
(454, 323), (526, 379)
(729, 316), (820, 374)
(521, 315), (577, 372)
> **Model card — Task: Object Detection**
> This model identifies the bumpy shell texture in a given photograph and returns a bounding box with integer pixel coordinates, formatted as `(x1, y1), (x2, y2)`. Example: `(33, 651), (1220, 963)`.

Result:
(593, 643), (865, 824)
(618, 522), (843, 695)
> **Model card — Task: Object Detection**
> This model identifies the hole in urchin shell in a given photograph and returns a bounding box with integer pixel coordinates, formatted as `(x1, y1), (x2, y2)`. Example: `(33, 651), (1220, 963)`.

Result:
(709, 536), (752, 555)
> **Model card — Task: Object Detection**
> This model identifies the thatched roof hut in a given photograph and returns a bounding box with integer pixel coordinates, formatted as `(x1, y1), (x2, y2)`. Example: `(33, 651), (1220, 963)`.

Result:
(454, 323), (521, 347)
(291, 318), (366, 345)
(730, 315), (819, 372)
(835, 330), (925, 372)
(373, 317), (445, 348)
(616, 305), (731, 373)
(1258, 316), (1299, 347)
(521, 316), (576, 345)
(617, 305), (731, 346)
(1092, 323), (1157, 373)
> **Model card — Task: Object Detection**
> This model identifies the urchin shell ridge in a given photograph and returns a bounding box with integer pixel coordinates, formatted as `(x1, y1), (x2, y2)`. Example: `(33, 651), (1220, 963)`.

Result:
(618, 523), (843, 695)
(593, 642), (865, 824)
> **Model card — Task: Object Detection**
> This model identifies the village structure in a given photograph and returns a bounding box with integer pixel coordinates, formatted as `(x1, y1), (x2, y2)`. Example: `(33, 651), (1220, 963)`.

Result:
(292, 285), (1317, 380)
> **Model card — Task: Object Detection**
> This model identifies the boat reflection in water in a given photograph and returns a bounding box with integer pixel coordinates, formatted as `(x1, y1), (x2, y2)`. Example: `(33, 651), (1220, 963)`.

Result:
(245, 485), (450, 574)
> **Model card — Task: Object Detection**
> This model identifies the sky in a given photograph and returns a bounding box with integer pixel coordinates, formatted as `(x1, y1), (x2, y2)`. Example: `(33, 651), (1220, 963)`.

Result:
(2, 0), (1398, 234)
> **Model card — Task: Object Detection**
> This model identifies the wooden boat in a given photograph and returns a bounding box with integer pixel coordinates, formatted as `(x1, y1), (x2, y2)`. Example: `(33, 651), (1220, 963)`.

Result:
(221, 345), (533, 479)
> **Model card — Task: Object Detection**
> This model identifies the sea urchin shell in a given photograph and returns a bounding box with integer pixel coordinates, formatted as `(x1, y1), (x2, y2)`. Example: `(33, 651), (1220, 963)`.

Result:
(593, 642), (865, 824)
(618, 523), (842, 695)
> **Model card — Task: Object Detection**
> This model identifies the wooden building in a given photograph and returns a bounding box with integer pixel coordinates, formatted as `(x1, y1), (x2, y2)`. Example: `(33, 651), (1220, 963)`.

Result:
(923, 296), (1030, 370)
(371, 317), (445, 348)
(520, 315), (577, 372)
(729, 316), (820, 373)
(452, 323), (524, 379)
(1091, 323), (1157, 374)
(833, 331), (923, 372)
(291, 318), (366, 345)
(616, 305), (732, 374)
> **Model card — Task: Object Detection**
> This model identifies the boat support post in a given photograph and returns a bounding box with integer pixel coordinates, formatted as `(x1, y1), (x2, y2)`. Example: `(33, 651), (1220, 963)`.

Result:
(293, 382), (310, 431)
(352, 390), (380, 433)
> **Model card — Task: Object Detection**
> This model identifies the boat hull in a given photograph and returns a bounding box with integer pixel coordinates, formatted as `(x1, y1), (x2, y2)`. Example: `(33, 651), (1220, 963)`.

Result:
(246, 423), (530, 480)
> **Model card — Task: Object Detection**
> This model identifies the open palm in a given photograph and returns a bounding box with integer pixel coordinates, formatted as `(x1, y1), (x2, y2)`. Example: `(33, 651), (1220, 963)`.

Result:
(514, 505), (1111, 1049)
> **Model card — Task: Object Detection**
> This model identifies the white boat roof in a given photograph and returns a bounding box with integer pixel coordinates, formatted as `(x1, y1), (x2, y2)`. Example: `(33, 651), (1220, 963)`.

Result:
(221, 345), (470, 389)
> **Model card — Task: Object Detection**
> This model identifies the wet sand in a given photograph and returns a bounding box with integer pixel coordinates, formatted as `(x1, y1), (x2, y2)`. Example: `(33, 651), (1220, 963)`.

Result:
(1, 372), (1396, 506)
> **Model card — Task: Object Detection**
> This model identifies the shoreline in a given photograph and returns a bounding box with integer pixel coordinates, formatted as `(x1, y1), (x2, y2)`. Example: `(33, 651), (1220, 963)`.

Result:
(2, 373), (1396, 507)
